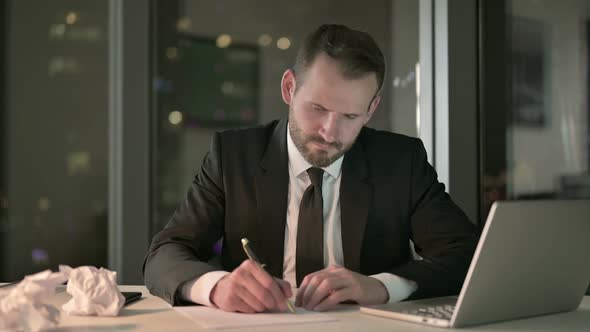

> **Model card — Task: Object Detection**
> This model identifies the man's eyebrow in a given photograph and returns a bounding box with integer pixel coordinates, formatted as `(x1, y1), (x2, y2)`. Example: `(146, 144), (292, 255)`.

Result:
(311, 102), (329, 111)
(311, 102), (365, 117)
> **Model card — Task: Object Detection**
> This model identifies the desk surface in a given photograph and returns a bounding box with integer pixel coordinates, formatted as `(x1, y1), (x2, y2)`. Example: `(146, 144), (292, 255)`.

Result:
(39, 286), (590, 331)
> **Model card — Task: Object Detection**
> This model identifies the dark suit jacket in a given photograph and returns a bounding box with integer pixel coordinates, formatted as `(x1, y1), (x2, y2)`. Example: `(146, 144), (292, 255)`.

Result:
(143, 118), (479, 305)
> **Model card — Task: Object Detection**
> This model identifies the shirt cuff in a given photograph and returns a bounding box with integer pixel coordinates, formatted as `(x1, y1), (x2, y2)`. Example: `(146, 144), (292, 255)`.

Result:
(370, 273), (418, 303)
(181, 271), (230, 306)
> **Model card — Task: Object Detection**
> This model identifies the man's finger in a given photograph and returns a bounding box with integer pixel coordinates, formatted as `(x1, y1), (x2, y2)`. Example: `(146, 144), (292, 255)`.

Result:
(295, 269), (323, 306)
(300, 273), (327, 309)
(238, 264), (279, 310)
(275, 278), (293, 298)
(231, 294), (257, 313)
(313, 288), (352, 311)
(295, 282), (306, 306)
(242, 260), (288, 311)
(252, 273), (288, 311)
(233, 282), (267, 312)
(306, 276), (347, 309)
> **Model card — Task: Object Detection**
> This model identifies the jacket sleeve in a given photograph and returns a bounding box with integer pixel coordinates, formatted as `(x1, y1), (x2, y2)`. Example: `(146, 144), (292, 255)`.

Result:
(143, 132), (225, 305)
(389, 139), (480, 299)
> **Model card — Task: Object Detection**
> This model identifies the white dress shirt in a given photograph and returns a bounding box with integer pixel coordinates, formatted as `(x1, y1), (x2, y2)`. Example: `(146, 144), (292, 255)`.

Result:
(182, 126), (417, 306)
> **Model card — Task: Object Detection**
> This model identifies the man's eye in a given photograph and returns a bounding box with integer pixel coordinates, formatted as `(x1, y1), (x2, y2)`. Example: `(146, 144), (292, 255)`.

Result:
(312, 105), (324, 111)
(345, 114), (358, 120)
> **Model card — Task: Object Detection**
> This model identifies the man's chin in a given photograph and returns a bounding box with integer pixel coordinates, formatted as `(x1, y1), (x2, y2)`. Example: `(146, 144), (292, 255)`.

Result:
(305, 151), (339, 168)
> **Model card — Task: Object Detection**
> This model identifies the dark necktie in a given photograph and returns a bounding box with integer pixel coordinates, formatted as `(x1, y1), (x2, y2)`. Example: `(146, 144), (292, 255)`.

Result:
(296, 167), (324, 286)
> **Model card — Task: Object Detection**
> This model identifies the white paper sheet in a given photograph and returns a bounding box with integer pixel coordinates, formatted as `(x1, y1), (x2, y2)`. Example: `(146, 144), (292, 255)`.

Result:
(174, 306), (337, 329)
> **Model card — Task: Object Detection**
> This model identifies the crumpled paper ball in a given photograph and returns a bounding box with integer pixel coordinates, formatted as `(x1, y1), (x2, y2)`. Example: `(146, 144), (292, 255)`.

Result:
(59, 265), (124, 316)
(0, 269), (67, 332)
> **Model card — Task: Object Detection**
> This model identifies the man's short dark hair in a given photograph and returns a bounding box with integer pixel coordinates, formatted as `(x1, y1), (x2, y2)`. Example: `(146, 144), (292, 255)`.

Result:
(293, 24), (385, 96)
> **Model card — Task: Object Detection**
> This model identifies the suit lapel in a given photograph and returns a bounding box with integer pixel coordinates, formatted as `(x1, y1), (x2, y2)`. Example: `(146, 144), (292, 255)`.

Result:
(254, 118), (289, 278)
(340, 137), (370, 273)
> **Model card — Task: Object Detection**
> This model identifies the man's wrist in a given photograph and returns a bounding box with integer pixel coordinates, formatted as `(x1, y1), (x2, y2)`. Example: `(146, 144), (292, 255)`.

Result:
(183, 270), (230, 306)
(209, 275), (227, 307)
(374, 278), (390, 304)
(369, 273), (417, 303)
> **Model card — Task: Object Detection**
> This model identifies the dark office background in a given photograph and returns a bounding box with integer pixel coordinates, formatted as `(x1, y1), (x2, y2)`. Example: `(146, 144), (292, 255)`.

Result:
(0, 0), (6, 279)
(1, 0), (589, 295)
(1, 0), (109, 281)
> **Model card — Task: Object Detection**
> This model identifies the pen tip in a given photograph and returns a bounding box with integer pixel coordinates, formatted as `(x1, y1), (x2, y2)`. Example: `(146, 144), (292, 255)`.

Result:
(241, 238), (249, 246)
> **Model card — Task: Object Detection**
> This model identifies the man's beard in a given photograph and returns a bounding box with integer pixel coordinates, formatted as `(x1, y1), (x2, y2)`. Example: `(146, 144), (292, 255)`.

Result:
(288, 109), (352, 168)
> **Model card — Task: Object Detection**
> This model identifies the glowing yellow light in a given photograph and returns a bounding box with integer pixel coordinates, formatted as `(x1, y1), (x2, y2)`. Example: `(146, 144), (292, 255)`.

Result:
(66, 12), (78, 25)
(257, 34), (272, 47)
(39, 197), (51, 211)
(177, 17), (192, 31)
(166, 47), (178, 59)
(67, 151), (90, 175)
(277, 37), (291, 50)
(216, 34), (232, 48)
(169, 111), (183, 125)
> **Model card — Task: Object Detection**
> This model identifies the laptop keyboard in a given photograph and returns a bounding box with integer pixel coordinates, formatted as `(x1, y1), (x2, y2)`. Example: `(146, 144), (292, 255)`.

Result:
(402, 304), (455, 320)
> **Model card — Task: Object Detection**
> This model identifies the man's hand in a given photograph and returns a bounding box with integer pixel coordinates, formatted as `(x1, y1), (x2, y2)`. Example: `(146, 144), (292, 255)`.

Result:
(295, 265), (389, 311)
(210, 260), (292, 313)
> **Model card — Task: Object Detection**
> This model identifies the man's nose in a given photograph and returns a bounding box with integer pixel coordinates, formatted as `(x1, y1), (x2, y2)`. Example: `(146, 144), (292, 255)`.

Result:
(319, 113), (338, 143)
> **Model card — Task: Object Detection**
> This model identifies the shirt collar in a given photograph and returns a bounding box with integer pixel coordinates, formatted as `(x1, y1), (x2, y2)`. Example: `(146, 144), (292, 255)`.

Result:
(287, 124), (343, 180)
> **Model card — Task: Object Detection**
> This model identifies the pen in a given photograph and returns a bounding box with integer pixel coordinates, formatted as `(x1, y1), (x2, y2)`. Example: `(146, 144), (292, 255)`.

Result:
(241, 238), (296, 313)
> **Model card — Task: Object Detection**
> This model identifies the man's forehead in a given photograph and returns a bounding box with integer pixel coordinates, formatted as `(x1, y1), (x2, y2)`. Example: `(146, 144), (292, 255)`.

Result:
(298, 78), (375, 112)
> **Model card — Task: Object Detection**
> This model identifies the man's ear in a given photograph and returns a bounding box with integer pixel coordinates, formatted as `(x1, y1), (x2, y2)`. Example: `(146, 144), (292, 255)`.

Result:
(364, 94), (381, 124)
(281, 69), (296, 105)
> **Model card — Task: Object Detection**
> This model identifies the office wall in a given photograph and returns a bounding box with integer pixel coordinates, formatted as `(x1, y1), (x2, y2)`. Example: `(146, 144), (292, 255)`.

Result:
(0, 0), (6, 277)
(508, 1), (589, 196)
(390, 0), (419, 138)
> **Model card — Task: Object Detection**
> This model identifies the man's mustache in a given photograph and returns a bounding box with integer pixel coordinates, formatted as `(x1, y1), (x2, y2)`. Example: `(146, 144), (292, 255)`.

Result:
(307, 136), (342, 149)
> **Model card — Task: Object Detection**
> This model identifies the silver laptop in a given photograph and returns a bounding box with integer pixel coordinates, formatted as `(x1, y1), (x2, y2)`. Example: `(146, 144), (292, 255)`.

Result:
(361, 200), (590, 328)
